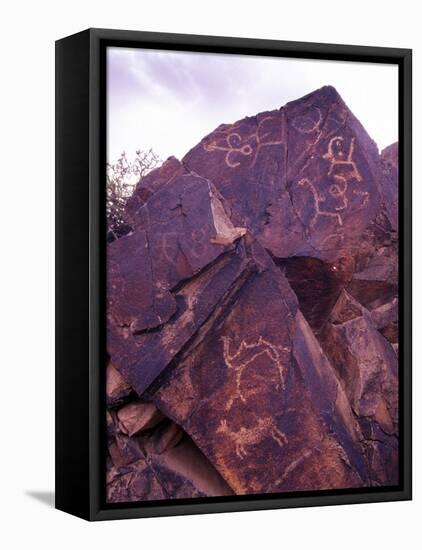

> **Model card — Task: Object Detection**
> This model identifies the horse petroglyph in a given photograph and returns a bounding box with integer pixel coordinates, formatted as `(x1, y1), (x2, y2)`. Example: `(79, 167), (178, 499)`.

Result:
(221, 335), (289, 410)
(217, 417), (288, 460)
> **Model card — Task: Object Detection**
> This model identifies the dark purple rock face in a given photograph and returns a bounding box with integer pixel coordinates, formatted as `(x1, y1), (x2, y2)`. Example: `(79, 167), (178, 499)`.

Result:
(106, 86), (399, 503)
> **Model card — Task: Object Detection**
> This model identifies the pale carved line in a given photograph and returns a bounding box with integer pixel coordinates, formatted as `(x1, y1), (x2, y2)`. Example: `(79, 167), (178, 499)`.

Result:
(222, 335), (288, 408)
(216, 336), (289, 459)
(217, 417), (288, 460)
(274, 446), (320, 486)
(323, 136), (363, 182)
(298, 178), (344, 227)
(298, 135), (370, 232)
(204, 132), (254, 168)
(203, 116), (284, 169)
(160, 232), (178, 264)
(291, 107), (322, 134)
(353, 189), (369, 206)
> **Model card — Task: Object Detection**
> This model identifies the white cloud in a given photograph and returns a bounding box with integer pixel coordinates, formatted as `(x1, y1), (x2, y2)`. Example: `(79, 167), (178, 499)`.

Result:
(107, 47), (398, 163)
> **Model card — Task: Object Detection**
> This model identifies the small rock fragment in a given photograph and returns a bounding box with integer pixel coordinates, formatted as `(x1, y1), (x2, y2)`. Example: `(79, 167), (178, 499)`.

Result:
(117, 401), (165, 436)
(106, 362), (132, 407)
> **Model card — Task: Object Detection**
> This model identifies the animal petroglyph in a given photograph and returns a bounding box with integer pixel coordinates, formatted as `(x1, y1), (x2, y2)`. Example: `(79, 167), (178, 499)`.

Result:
(214, 336), (290, 460)
(203, 116), (284, 168)
(222, 335), (289, 411)
(217, 417), (288, 460)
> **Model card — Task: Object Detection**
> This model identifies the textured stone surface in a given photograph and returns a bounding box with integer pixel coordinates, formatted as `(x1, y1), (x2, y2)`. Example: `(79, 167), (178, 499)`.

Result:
(151, 257), (369, 494)
(106, 86), (399, 502)
(380, 142), (399, 231)
(144, 419), (184, 455)
(106, 411), (233, 502)
(319, 290), (398, 485)
(106, 362), (133, 407)
(278, 255), (354, 332)
(117, 401), (165, 436)
(182, 86), (381, 262)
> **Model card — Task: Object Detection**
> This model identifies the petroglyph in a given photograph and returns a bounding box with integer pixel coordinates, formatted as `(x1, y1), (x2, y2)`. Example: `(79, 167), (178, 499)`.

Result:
(298, 178), (344, 227)
(203, 116), (284, 168)
(320, 231), (345, 248)
(217, 417), (288, 460)
(292, 107), (322, 134)
(275, 446), (319, 486)
(204, 132), (254, 168)
(189, 227), (208, 259)
(328, 175), (349, 211)
(323, 136), (363, 182)
(222, 336), (289, 411)
(160, 232), (179, 264)
(353, 189), (370, 207)
(298, 136), (370, 231)
(250, 116), (285, 167)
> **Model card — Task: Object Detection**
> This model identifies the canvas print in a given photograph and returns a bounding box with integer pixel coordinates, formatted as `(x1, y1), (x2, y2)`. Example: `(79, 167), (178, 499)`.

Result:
(105, 48), (399, 504)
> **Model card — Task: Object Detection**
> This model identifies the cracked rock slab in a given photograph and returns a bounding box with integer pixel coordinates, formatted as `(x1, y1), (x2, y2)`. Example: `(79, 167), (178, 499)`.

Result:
(106, 85), (399, 501)
(179, 86), (382, 262)
(319, 290), (399, 485)
(150, 250), (369, 494)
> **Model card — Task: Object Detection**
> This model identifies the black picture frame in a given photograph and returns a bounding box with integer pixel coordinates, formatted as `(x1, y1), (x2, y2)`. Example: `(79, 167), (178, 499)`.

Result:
(55, 28), (412, 521)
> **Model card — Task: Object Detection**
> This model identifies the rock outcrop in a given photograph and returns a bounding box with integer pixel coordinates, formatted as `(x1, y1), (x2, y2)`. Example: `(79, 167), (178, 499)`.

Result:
(106, 86), (399, 502)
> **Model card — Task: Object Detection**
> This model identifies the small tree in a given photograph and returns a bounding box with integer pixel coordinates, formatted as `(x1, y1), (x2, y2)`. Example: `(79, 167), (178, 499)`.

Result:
(106, 149), (160, 241)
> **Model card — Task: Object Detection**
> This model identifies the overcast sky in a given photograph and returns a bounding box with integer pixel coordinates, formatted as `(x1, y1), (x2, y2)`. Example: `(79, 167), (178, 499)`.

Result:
(107, 47), (398, 164)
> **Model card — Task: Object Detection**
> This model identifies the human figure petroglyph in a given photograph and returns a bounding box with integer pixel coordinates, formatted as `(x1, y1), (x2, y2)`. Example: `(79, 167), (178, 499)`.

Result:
(298, 135), (370, 231)
(217, 417), (288, 460)
(327, 176), (349, 212)
(222, 335), (289, 411)
(323, 136), (363, 182)
(203, 116), (284, 169)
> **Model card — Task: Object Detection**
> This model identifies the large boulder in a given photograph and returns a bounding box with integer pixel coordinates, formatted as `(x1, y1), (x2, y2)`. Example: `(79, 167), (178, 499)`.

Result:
(182, 86), (382, 262)
(150, 251), (370, 494)
(106, 410), (233, 502)
(106, 86), (399, 501)
(319, 290), (399, 485)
